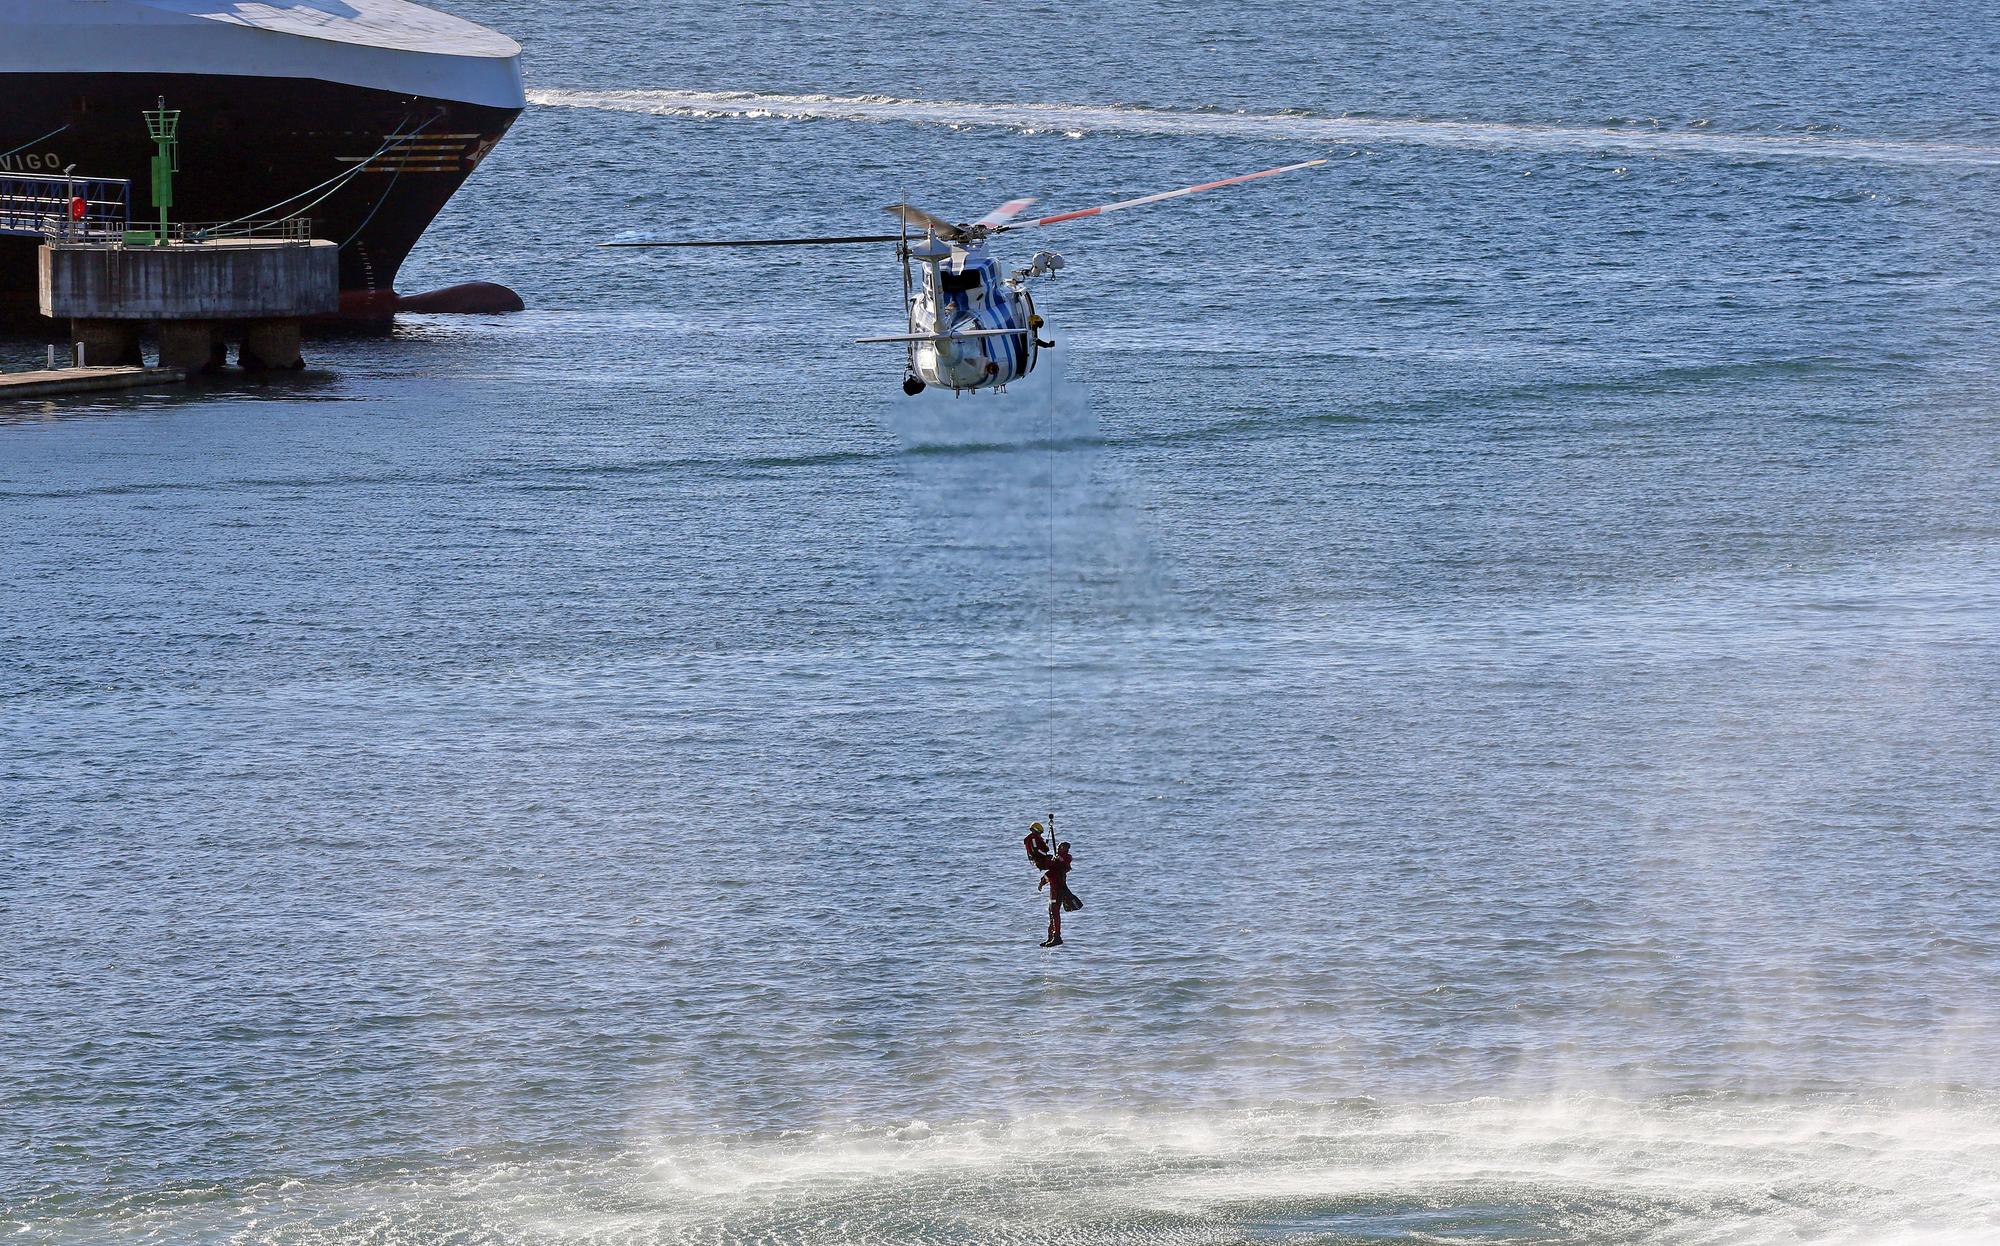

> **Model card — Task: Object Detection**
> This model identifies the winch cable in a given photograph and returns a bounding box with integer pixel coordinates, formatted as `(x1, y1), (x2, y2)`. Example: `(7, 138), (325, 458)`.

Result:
(1044, 358), (1059, 830)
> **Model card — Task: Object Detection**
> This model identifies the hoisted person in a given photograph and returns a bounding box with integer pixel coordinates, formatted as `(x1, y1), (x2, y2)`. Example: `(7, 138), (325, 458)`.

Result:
(1023, 821), (1080, 947)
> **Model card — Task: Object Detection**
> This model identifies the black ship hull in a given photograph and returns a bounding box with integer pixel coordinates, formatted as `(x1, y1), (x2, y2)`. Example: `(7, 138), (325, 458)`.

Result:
(0, 72), (519, 327)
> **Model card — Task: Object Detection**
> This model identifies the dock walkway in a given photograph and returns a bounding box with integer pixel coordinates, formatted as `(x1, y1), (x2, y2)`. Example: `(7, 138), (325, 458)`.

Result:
(0, 366), (188, 400)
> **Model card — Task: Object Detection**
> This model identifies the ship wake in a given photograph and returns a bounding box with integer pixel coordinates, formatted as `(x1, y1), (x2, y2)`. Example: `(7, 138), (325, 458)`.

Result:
(529, 88), (2000, 168)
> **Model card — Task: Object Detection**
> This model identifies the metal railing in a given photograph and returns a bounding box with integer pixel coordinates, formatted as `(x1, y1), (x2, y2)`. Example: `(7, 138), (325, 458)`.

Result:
(41, 216), (133, 243)
(41, 215), (315, 246)
(180, 217), (314, 243)
(7, 172), (316, 246)
(0, 172), (131, 239)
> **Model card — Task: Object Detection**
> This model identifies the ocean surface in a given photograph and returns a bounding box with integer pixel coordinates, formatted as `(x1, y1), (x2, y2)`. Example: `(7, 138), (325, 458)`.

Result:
(6, 2), (2000, 1242)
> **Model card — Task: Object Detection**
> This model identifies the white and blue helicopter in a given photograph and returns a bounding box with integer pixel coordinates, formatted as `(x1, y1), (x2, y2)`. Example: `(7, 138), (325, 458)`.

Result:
(609, 158), (1325, 396)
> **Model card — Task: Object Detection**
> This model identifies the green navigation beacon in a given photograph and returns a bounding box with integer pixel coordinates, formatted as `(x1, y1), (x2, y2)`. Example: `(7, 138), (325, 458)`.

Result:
(141, 97), (180, 246)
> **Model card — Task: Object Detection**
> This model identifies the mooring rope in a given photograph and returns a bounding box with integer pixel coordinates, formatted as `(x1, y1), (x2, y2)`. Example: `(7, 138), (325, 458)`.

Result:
(340, 109), (448, 248)
(196, 114), (436, 239)
(0, 124), (70, 165)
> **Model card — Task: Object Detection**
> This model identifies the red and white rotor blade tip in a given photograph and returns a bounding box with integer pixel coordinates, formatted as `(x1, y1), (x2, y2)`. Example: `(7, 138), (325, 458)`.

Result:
(994, 159), (1328, 233)
(972, 197), (1039, 229)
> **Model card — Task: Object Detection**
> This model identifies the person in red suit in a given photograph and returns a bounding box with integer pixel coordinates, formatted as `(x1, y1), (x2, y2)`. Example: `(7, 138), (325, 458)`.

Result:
(1024, 822), (1079, 947)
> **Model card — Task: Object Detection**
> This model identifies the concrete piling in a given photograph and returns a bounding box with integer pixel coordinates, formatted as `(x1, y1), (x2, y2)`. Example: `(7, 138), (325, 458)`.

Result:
(157, 321), (220, 373)
(240, 319), (305, 371)
(72, 319), (143, 367)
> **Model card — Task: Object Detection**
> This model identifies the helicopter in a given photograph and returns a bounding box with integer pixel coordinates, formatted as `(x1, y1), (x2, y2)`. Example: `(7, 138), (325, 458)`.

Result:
(606, 158), (1326, 395)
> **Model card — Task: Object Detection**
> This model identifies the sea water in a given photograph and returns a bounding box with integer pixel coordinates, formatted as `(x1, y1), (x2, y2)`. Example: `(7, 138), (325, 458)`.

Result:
(4, 2), (2000, 1241)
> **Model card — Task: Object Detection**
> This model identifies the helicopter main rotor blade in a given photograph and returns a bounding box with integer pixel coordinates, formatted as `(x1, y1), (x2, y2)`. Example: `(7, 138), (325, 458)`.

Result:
(602, 234), (906, 248)
(992, 158), (1328, 234)
(884, 203), (966, 241)
(971, 197), (1038, 229)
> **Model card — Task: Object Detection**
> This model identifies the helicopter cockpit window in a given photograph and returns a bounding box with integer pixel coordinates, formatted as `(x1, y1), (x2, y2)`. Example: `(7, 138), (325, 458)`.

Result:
(940, 268), (984, 294)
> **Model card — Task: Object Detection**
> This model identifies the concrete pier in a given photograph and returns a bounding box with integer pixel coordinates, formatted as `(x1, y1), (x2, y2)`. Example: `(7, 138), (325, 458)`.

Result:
(39, 238), (336, 372)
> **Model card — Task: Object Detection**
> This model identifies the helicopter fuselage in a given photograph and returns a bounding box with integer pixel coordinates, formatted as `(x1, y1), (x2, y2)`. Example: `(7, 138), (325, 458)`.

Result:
(904, 241), (1040, 394)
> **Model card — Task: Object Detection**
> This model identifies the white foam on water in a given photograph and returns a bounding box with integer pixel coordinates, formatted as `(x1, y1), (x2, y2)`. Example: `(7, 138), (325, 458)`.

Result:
(529, 88), (2000, 168)
(35, 1094), (2000, 1244)
(878, 344), (1094, 452)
